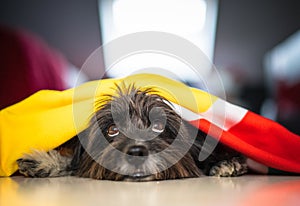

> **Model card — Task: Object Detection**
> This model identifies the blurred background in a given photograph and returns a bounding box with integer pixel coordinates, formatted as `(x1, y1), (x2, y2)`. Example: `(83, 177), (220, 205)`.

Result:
(0, 0), (299, 134)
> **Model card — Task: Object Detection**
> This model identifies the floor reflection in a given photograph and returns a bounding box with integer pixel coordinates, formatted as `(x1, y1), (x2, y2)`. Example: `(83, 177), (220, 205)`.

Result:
(0, 175), (299, 206)
(239, 179), (300, 206)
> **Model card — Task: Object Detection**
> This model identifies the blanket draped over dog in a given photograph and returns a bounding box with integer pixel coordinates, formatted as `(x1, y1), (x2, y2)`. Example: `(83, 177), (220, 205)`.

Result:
(1, 74), (300, 176)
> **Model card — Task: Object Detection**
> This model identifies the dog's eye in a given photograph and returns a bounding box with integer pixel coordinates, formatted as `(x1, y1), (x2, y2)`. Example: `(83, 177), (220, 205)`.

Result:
(152, 121), (165, 133)
(107, 124), (119, 137)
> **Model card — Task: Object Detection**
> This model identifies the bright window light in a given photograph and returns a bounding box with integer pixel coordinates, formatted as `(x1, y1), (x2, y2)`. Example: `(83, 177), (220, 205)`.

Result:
(99, 0), (218, 83)
(112, 0), (207, 34)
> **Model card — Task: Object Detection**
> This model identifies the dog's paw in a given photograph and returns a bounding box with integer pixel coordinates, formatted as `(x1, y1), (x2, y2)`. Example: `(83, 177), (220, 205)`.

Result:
(17, 158), (51, 177)
(17, 150), (73, 178)
(209, 157), (248, 177)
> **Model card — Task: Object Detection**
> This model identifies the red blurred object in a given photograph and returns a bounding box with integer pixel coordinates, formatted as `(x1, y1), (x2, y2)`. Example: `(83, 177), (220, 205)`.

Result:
(263, 30), (300, 134)
(277, 81), (300, 119)
(0, 26), (67, 110)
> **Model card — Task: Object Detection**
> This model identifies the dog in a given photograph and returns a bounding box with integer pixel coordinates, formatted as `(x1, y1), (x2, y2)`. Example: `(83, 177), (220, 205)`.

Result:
(17, 85), (248, 181)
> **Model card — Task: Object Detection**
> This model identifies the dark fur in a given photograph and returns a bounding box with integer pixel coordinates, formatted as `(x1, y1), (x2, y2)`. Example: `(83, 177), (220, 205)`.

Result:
(17, 85), (247, 181)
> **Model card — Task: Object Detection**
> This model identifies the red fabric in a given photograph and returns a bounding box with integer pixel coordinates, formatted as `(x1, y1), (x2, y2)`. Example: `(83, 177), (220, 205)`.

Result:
(0, 26), (67, 109)
(191, 111), (300, 173)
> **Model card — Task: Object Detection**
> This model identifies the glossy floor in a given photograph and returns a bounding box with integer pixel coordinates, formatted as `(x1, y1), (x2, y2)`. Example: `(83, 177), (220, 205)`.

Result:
(1, 175), (300, 206)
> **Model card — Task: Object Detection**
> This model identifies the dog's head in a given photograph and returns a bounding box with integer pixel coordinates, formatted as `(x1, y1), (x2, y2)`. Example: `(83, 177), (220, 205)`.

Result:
(75, 85), (203, 181)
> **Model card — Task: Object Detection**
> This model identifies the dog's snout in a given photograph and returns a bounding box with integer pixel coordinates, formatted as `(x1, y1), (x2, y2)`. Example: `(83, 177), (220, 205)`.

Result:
(126, 145), (148, 165)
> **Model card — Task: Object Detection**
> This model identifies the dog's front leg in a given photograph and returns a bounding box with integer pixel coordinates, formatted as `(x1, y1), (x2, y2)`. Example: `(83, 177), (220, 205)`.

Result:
(208, 156), (248, 177)
(17, 150), (73, 177)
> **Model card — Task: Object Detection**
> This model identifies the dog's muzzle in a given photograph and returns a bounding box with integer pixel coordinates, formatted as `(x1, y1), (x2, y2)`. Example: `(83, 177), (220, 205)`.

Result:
(122, 145), (153, 181)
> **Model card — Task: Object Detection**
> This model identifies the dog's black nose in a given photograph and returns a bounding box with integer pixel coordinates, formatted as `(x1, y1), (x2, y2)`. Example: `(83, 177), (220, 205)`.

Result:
(127, 145), (149, 157)
(126, 145), (148, 165)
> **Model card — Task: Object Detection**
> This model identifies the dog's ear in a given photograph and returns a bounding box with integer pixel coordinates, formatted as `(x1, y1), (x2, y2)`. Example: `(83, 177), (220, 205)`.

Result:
(69, 135), (85, 171)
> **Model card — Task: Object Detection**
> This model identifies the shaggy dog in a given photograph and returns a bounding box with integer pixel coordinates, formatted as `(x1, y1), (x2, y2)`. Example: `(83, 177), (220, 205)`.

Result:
(17, 85), (247, 181)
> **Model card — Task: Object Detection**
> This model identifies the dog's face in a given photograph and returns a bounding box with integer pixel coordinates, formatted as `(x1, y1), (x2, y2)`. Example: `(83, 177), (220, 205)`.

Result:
(75, 85), (203, 181)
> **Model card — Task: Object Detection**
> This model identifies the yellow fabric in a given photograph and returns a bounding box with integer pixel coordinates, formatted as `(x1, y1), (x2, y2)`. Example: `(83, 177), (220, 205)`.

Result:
(0, 74), (217, 176)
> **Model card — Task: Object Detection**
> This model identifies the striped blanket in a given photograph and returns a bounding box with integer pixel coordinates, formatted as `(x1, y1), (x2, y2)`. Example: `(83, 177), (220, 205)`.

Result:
(1, 74), (299, 176)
